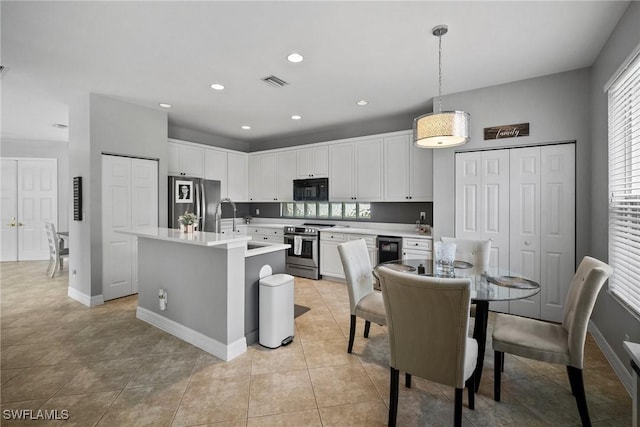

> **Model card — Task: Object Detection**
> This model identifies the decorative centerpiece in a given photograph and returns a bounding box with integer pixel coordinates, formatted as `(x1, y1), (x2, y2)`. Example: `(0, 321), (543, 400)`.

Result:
(178, 211), (198, 233)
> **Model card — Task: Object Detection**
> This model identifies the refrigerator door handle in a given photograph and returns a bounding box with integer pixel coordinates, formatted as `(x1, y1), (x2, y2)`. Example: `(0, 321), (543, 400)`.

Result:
(195, 182), (201, 230)
(200, 182), (206, 231)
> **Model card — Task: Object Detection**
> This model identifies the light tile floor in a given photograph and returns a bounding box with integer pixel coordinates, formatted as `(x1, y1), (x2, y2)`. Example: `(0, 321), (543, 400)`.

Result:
(0, 261), (632, 426)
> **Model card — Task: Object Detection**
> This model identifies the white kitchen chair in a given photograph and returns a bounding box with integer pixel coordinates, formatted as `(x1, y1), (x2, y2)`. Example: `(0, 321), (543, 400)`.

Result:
(45, 222), (69, 278)
(337, 238), (386, 353)
(377, 266), (477, 427)
(493, 256), (613, 426)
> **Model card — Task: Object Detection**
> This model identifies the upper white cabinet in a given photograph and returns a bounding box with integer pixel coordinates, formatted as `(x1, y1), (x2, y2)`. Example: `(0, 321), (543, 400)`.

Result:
(249, 151), (296, 202)
(383, 134), (433, 201)
(168, 140), (204, 177)
(296, 146), (328, 178)
(227, 152), (248, 201)
(329, 139), (383, 201)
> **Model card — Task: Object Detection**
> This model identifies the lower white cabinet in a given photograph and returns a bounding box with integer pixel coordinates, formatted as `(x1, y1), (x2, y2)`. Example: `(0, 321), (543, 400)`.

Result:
(320, 232), (376, 279)
(249, 226), (284, 243)
(401, 237), (432, 261)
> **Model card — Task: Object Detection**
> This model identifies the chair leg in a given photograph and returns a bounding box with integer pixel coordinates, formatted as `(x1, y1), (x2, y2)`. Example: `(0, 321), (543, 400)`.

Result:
(389, 367), (399, 427)
(405, 373), (411, 388)
(454, 388), (463, 427)
(364, 320), (371, 338)
(494, 350), (503, 402)
(465, 375), (475, 410)
(567, 366), (591, 427)
(46, 258), (55, 277)
(348, 315), (356, 353)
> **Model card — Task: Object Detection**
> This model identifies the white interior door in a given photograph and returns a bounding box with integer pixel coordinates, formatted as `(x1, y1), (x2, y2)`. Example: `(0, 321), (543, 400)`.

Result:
(130, 159), (158, 294)
(1, 160), (18, 261)
(103, 155), (133, 300)
(17, 159), (58, 260)
(540, 144), (575, 322)
(509, 147), (542, 318)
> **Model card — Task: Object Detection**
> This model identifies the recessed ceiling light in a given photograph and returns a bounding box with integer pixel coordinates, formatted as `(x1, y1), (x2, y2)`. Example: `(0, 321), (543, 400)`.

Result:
(356, 100), (369, 106)
(159, 103), (172, 108)
(287, 53), (304, 63)
(291, 115), (302, 120)
(210, 83), (225, 90)
(52, 123), (68, 129)
(241, 125), (251, 130)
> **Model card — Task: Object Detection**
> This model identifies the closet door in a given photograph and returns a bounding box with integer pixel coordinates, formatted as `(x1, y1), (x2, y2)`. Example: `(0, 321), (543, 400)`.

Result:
(102, 155), (158, 300)
(1, 160), (18, 261)
(509, 147), (542, 318)
(540, 144), (575, 322)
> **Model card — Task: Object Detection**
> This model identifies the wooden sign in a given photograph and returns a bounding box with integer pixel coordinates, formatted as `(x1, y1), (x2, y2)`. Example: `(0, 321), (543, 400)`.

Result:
(484, 123), (529, 140)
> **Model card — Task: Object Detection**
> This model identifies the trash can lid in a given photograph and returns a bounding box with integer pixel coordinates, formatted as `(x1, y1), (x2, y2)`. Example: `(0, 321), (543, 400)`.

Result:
(259, 273), (294, 287)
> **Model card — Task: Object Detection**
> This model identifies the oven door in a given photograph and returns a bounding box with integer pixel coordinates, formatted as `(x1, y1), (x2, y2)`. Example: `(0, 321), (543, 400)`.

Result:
(284, 235), (318, 268)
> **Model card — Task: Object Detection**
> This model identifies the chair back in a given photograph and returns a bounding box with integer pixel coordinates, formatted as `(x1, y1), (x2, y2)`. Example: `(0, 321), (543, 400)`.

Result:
(562, 256), (613, 368)
(44, 222), (58, 255)
(441, 237), (491, 276)
(377, 266), (472, 388)
(338, 239), (375, 315)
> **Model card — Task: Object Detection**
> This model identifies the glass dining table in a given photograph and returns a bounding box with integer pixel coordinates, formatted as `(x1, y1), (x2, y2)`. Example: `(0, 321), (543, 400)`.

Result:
(374, 258), (541, 391)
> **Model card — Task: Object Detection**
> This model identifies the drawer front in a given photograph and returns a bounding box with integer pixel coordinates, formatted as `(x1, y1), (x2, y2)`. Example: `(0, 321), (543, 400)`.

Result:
(349, 234), (376, 246)
(321, 232), (346, 242)
(250, 227), (267, 235)
(268, 228), (283, 237)
(403, 238), (432, 251)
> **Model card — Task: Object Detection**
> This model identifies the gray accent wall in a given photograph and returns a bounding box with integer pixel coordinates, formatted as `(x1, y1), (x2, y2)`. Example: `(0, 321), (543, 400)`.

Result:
(169, 124), (250, 152)
(69, 94), (168, 299)
(590, 2), (640, 371)
(432, 68), (592, 268)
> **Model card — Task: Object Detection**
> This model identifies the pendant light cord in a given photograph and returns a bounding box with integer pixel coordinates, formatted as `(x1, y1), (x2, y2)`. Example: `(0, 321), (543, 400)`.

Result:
(437, 33), (443, 113)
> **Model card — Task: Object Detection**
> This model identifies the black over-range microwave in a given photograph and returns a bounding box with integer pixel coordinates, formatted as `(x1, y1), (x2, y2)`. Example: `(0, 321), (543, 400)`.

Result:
(293, 178), (329, 201)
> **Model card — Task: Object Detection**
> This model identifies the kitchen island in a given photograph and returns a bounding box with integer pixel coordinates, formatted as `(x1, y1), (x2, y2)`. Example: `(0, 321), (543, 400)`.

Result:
(117, 227), (289, 361)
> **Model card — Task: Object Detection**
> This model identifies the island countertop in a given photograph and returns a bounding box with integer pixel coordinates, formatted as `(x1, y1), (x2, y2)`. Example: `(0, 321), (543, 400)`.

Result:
(117, 226), (251, 247)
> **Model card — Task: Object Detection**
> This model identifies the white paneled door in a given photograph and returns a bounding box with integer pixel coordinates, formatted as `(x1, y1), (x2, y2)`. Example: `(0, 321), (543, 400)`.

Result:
(102, 155), (157, 301)
(1, 158), (57, 261)
(455, 144), (575, 321)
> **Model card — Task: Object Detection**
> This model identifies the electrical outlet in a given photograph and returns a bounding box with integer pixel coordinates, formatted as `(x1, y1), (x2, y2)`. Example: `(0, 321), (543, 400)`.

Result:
(420, 212), (426, 222)
(256, 208), (260, 215)
(625, 333), (630, 341)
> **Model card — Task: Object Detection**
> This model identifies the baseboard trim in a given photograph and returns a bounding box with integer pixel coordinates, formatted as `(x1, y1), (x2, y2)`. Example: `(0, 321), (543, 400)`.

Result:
(67, 287), (104, 307)
(136, 306), (247, 361)
(589, 320), (632, 396)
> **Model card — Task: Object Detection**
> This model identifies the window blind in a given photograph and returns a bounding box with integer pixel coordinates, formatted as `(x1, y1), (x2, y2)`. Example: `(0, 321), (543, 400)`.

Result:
(608, 52), (640, 316)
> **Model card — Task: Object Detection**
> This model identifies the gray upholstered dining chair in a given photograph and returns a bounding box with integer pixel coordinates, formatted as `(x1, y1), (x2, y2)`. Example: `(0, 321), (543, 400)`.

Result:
(492, 256), (613, 427)
(377, 266), (477, 427)
(337, 238), (386, 353)
(45, 222), (69, 278)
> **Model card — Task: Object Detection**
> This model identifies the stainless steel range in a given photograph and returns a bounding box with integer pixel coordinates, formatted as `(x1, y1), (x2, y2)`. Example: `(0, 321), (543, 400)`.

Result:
(284, 223), (334, 280)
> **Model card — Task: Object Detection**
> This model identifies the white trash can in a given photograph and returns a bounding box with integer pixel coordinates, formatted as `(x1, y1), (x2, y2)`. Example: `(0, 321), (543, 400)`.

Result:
(259, 273), (295, 348)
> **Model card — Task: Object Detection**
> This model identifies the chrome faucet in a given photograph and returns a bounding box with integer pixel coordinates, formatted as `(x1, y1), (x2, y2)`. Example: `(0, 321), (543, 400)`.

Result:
(214, 198), (237, 234)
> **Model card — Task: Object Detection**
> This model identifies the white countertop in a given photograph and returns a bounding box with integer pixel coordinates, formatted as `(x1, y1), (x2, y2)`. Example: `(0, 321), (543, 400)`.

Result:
(118, 226), (251, 247)
(624, 341), (640, 367)
(326, 226), (432, 239)
(245, 241), (291, 258)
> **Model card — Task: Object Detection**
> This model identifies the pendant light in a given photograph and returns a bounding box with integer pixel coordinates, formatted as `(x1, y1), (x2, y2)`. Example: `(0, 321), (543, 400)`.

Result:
(413, 25), (470, 148)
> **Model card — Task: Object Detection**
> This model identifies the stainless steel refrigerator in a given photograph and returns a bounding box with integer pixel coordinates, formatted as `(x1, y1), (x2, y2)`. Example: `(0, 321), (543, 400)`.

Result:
(168, 176), (221, 232)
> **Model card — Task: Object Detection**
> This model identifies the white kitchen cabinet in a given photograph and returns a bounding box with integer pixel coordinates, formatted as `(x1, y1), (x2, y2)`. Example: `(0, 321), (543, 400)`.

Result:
(227, 152), (248, 201)
(329, 139), (383, 201)
(249, 226), (284, 243)
(168, 140), (204, 177)
(249, 151), (297, 202)
(296, 146), (329, 178)
(402, 237), (432, 261)
(204, 147), (228, 194)
(383, 134), (433, 201)
(277, 151), (296, 201)
(320, 232), (376, 279)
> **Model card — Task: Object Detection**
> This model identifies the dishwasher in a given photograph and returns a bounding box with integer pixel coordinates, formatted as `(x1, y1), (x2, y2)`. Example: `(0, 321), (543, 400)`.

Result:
(376, 236), (403, 264)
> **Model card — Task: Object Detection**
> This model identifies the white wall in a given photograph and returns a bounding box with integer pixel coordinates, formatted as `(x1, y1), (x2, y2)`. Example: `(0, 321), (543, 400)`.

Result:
(432, 68), (591, 267)
(589, 1), (640, 370)
(0, 138), (69, 232)
(68, 94), (168, 301)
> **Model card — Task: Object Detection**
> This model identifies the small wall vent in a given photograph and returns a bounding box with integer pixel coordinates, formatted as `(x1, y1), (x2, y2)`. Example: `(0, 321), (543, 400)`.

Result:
(262, 75), (289, 88)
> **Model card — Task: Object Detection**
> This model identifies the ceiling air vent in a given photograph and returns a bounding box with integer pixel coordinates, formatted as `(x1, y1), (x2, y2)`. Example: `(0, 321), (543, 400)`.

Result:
(262, 75), (289, 88)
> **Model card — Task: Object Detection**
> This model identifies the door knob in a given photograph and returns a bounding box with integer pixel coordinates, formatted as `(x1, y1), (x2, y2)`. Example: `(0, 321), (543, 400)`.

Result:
(524, 241), (531, 246)
(7, 217), (16, 227)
